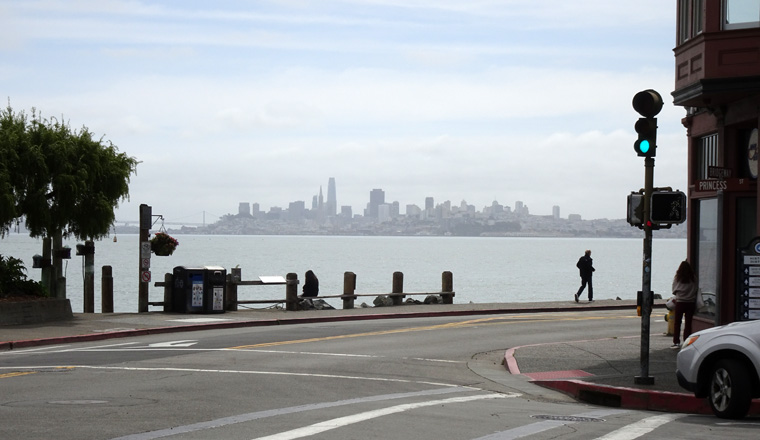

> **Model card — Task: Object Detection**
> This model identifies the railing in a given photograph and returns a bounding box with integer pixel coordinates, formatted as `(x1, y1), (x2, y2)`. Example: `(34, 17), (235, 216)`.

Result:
(152, 270), (455, 311)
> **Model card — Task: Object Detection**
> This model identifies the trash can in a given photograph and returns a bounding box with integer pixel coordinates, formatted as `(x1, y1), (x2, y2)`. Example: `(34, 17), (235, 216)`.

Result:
(172, 266), (226, 313)
(202, 266), (226, 314)
(172, 266), (206, 313)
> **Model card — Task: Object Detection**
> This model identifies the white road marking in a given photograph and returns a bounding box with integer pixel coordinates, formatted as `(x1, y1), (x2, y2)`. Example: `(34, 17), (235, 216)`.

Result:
(473, 409), (629, 439)
(233, 348), (380, 358)
(594, 413), (685, 440)
(0, 345), (72, 354)
(251, 393), (512, 440)
(408, 357), (462, 363)
(109, 387), (485, 440)
(1, 365), (478, 388)
(147, 340), (198, 348)
(9, 344), (457, 365)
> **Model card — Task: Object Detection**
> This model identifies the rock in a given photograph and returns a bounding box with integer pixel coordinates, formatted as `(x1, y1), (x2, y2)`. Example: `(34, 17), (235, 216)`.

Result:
(311, 299), (335, 310)
(373, 295), (393, 307)
(424, 295), (441, 304)
(298, 298), (335, 310)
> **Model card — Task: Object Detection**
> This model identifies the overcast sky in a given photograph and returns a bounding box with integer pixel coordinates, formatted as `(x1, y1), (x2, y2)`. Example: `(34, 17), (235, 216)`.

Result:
(2, 0), (683, 224)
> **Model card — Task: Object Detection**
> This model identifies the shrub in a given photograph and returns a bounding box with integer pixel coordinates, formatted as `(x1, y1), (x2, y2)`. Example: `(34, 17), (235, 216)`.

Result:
(0, 254), (48, 297)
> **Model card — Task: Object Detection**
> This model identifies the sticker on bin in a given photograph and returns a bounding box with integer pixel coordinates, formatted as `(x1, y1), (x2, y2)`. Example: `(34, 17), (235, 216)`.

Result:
(192, 281), (203, 307)
(213, 287), (224, 311)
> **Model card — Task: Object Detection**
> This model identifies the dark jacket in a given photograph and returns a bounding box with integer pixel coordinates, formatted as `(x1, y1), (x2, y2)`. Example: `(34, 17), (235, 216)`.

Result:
(302, 270), (319, 297)
(576, 256), (594, 279)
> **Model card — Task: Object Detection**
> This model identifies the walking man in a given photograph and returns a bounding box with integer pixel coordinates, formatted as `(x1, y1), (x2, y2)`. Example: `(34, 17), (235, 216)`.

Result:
(575, 250), (595, 302)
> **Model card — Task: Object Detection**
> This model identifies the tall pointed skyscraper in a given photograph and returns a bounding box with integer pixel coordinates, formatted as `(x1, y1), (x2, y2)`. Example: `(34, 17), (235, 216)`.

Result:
(326, 177), (337, 217)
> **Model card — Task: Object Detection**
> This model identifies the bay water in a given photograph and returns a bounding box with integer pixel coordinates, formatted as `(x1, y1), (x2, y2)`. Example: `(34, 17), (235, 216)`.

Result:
(1, 234), (686, 313)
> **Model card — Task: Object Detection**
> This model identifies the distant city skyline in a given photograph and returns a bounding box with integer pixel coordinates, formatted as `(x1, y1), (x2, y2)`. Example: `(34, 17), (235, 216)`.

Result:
(235, 177), (580, 220)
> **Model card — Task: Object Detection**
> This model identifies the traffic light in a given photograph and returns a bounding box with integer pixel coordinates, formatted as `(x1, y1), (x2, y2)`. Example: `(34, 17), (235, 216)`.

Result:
(650, 190), (686, 224)
(627, 192), (644, 227)
(634, 117), (657, 157)
(632, 89), (663, 158)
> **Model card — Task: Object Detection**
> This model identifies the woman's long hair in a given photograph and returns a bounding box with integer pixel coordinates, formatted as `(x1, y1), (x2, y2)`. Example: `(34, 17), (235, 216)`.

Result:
(674, 260), (696, 284)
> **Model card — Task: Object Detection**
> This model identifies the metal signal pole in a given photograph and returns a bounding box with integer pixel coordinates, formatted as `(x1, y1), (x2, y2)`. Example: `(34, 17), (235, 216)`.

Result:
(635, 157), (655, 385)
(631, 89), (663, 386)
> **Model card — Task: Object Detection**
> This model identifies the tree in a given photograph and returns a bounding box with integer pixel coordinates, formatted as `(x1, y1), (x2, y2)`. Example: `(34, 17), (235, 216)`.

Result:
(0, 104), (138, 298)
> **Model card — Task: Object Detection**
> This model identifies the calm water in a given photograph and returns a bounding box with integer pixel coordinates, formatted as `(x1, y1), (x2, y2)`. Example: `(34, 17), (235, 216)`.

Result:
(1, 234), (686, 313)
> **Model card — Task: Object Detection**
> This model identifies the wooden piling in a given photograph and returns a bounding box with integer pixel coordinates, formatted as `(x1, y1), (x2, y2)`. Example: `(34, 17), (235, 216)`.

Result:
(101, 265), (114, 313)
(285, 273), (299, 311)
(342, 271), (357, 309)
(392, 271), (404, 305)
(162, 273), (173, 312)
(441, 271), (454, 304)
(226, 267), (241, 311)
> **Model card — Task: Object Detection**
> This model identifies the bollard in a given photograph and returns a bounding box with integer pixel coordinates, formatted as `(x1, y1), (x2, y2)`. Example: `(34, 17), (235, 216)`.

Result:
(101, 266), (114, 313)
(392, 272), (404, 305)
(83, 240), (95, 313)
(441, 271), (454, 304)
(285, 273), (299, 311)
(163, 273), (173, 312)
(342, 271), (357, 309)
(666, 308), (675, 336)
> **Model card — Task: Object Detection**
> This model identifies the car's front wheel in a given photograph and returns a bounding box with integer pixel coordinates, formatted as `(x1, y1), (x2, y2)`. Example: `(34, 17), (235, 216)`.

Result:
(708, 359), (752, 419)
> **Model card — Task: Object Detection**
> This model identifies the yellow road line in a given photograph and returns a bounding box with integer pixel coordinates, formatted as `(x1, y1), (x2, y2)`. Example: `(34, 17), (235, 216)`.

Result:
(229, 314), (637, 350)
(0, 371), (37, 379)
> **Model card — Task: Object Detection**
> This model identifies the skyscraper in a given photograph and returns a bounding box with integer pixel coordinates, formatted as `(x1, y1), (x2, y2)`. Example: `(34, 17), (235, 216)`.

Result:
(369, 189), (385, 218)
(326, 177), (337, 217)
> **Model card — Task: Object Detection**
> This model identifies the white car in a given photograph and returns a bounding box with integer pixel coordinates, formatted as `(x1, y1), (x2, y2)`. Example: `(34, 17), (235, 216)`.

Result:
(676, 319), (760, 419)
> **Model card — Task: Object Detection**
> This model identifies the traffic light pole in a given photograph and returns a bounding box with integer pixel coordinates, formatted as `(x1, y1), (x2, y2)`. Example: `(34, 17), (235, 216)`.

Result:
(635, 157), (655, 385)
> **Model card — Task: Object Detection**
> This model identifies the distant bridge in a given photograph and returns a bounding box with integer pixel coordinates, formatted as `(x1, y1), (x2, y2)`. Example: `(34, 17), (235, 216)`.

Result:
(115, 220), (208, 227)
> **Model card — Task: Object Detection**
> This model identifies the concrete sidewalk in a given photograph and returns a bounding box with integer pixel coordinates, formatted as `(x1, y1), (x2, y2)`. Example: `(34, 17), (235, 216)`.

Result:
(2, 299), (758, 417)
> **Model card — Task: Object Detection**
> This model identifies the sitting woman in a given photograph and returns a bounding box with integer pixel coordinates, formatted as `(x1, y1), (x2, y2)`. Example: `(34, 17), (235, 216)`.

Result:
(302, 270), (319, 297)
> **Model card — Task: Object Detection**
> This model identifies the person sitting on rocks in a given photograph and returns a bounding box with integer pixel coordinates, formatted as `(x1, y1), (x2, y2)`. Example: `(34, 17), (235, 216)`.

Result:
(302, 270), (319, 298)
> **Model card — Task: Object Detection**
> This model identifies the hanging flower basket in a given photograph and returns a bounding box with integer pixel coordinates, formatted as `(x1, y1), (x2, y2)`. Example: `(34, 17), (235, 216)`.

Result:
(150, 232), (179, 256)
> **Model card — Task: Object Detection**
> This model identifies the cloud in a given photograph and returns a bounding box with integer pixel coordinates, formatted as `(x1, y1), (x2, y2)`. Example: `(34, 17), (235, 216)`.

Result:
(2, 0), (684, 222)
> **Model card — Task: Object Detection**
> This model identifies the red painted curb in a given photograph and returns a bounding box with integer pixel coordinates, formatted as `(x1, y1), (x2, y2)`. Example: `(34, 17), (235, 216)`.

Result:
(531, 379), (760, 416)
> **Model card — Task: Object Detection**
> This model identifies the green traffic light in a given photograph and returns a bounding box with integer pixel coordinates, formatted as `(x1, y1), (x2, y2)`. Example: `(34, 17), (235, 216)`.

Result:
(639, 139), (650, 153)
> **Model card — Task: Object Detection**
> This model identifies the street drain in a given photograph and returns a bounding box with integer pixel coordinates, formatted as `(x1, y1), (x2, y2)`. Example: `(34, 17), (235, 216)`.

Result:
(531, 415), (604, 423)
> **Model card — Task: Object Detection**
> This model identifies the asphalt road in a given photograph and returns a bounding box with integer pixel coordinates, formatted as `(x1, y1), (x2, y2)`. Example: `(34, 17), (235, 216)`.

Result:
(1, 309), (758, 439)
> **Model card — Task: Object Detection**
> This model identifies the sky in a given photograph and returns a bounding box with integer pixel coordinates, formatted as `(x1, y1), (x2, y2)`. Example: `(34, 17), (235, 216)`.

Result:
(1, 0), (684, 224)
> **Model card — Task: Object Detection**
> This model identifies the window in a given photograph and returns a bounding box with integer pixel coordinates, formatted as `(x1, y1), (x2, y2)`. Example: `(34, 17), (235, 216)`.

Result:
(724, 0), (760, 30)
(696, 198), (719, 321)
(697, 133), (720, 180)
(679, 0), (706, 43)
(693, 0), (704, 34)
(680, 0), (691, 42)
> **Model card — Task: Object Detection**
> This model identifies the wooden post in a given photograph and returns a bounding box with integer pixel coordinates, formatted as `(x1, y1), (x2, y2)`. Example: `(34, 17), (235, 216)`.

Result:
(226, 267), (241, 311)
(441, 271), (454, 304)
(392, 271), (404, 305)
(41, 237), (52, 298)
(101, 265), (114, 313)
(342, 271), (356, 309)
(163, 273), (173, 312)
(83, 240), (95, 313)
(285, 272), (298, 311)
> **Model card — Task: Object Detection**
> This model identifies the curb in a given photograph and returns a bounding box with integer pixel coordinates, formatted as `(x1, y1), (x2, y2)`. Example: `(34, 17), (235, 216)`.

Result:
(532, 379), (713, 414)
(2, 303), (648, 350)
